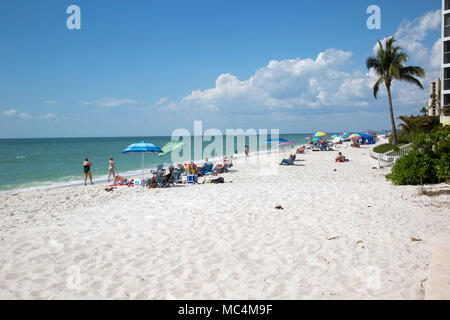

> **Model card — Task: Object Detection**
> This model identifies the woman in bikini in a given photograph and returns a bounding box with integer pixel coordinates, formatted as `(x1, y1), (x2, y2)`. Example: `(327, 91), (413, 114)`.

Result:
(108, 157), (116, 182)
(83, 158), (94, 185)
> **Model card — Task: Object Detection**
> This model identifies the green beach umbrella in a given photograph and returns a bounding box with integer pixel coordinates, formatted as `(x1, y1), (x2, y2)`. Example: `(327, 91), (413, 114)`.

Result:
(158, 141), (184, 157)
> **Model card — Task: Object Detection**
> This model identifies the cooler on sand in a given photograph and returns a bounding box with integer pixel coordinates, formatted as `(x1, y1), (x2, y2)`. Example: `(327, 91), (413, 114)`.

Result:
(186, 174), (198, 184)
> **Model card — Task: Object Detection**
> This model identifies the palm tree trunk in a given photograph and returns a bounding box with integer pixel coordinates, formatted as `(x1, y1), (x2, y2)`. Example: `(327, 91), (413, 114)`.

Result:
(386, 85), (397, 145)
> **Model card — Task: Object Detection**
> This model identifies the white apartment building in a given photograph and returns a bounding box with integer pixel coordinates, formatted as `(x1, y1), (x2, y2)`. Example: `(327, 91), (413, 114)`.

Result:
(441, 0), (450, 124)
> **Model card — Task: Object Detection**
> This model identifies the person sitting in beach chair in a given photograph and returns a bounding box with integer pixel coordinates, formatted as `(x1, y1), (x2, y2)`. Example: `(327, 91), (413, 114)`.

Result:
(177, 163), (186, 175)
(199, 158), (214, 172)
(160, 165), (181, 187)
(162, 165), (175, 181)
(319, 140), (330, 151)
(213, 161), (229, 173)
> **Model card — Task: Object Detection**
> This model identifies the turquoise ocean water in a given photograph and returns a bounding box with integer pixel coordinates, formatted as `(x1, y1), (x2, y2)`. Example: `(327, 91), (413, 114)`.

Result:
(0, 133), (323, 192)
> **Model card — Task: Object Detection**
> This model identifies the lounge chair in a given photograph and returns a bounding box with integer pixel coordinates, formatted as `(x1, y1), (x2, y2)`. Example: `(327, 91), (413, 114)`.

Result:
(151, 164), (165, 175)
(203, 162), (214, 172)
(160, 168), (182, 187)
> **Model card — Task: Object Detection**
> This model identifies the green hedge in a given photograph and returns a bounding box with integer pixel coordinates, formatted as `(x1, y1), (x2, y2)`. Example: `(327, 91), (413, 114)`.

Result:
(373, 143), (404, 154)
(386, 125), (449, 185)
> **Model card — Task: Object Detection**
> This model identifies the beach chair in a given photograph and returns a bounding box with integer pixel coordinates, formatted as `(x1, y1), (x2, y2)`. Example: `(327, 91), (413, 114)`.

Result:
(219, 163), (231, 173)
(178, 165), (186, 176)
(203, 162), (214, 172)
(160, 168), (180, 187)
(151, 164), (164, 175)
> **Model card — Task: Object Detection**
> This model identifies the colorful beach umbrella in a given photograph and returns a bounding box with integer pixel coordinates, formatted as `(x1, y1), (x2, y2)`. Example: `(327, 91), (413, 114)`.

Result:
(279, 142), (294, 145)
(314, 132), (328, 137)
(158, 141), (184, 157)
(122, 142), (162, 183)
(349, 134), (361, 139)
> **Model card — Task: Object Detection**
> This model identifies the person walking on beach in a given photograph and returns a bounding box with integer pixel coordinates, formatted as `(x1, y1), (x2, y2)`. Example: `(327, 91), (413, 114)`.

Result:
(83, 158), (94, 185)
(108, 157), (116, 182)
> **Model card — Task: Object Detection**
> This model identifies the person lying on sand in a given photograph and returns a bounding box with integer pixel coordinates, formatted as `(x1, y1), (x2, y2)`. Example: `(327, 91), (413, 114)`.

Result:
(335, 152), (346, 162)
(113, 175), (129, 184)
(280, 154), (295, 165)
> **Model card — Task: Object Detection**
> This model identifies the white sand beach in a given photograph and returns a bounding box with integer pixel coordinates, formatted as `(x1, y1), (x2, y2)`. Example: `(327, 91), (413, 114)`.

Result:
(0, 140), (449, 300)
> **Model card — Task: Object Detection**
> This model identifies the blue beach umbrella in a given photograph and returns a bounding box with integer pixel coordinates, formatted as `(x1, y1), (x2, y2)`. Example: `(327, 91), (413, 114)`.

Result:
(265, 138), (289, 144)
(122, 142), (162, 183)
(359, 133), (374, 144)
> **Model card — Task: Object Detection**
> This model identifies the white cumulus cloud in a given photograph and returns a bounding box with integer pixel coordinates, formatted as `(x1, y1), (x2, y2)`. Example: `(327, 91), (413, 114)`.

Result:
(160, 48), (368, 115)
(40, 113), (57, 119)
(18, 113), (32, 119)
(155, 9), (438, 118)
(83, 97), (137, 107)
(3, 109), (18, 117)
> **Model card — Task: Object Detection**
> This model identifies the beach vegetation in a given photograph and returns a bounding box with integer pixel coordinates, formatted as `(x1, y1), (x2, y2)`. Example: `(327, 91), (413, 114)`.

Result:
(394, 114), (440, 143)
(373, 143), (405, 154)
(366, 36), (426, 145)
(443, 106), (450, 117)
(387, 125), (450, 185)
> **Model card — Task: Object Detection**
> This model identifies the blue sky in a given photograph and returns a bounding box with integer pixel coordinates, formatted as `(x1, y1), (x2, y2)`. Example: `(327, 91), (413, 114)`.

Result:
(0, 0), (442, 138)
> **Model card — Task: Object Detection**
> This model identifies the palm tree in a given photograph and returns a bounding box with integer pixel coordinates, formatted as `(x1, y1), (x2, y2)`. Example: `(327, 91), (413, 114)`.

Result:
(366, 37), (425, 145)
(398, 115), (422, 141)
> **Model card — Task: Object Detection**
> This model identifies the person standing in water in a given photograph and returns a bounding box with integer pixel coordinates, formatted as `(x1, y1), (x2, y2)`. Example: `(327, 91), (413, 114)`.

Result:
(83, 158), (94, 185)
(108, 157), (116, 182)
(245, 145), (249, 157)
